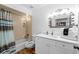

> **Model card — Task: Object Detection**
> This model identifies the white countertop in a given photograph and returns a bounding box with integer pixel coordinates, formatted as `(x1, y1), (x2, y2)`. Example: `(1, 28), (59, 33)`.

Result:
(36, 34), (79, 44)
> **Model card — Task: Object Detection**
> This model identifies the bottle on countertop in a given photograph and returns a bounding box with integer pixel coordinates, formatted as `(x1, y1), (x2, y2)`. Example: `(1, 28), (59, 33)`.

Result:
(51, 31), (53, 35)
(63, 28), (69, 36)
(46, 31), (48, 35)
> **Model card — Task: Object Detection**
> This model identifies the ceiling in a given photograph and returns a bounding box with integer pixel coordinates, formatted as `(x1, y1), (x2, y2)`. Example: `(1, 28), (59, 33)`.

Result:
(19, 4), (48, 9)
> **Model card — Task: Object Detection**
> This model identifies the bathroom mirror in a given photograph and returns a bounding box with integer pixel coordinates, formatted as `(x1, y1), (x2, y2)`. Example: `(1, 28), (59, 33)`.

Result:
(48, 8), (75, 28)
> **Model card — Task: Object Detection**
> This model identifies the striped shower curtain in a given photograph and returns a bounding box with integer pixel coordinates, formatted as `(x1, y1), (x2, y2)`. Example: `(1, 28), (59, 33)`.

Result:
(0, 9), (15, 53)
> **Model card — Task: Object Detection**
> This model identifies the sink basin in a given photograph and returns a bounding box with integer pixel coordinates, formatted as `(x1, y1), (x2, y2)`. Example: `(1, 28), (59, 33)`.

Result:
(42, 32), (60, 38)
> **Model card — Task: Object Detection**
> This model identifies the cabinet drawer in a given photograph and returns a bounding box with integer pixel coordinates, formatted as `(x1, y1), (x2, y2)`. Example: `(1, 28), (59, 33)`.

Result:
(55, 40), (74, 49)
(52, 40), (77, 54)
(35, 37), (51, 54)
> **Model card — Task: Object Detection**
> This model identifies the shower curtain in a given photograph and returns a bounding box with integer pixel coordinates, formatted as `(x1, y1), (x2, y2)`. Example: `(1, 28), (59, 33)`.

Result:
(0, 9), (15, 53)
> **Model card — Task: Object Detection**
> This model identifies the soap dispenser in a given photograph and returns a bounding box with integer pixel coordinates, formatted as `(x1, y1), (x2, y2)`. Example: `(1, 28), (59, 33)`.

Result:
(63, 28), (69, 36)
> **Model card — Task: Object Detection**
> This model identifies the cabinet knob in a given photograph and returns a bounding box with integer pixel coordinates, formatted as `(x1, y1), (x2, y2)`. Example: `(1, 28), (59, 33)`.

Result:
(46, 43), (50, 47)
(62, 45), (65, 47)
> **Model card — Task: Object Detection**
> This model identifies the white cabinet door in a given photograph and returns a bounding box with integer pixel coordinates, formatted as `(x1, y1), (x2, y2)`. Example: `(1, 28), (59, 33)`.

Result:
(54, 40), (77, 54)
(46, 39), (61, 54)
(35, 37), (50, 54)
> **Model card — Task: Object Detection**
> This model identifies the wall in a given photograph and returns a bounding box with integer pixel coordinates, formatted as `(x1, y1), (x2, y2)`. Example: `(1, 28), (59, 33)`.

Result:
(13, 14), (32, 41)
(32, 4), (78, 37)
(13, 14), (26, 40)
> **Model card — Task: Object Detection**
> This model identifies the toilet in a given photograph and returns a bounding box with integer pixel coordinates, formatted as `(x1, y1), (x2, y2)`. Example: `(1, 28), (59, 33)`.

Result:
(25, 41), (34, 48)
(25, 35), (35, 48)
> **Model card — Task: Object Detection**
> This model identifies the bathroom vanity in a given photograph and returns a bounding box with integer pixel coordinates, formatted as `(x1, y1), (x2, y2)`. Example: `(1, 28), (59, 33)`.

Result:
(34, 8), (79, 54)
(35, 34), (79, 54)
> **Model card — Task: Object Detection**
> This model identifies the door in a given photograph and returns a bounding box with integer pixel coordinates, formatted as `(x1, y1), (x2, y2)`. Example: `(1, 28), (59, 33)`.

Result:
(35, 37), (50, 54)
(55, 40), (77, 54)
